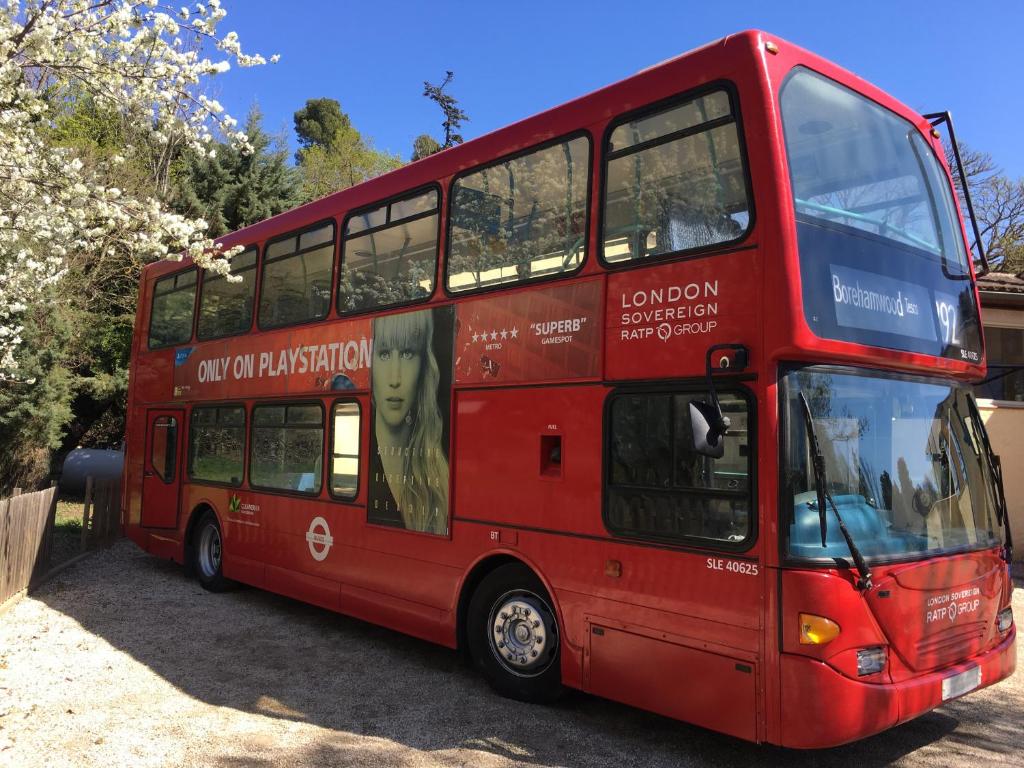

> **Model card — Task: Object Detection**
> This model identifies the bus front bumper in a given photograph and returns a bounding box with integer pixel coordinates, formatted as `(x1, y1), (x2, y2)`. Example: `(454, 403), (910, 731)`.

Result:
(779, 625), (1016, 749)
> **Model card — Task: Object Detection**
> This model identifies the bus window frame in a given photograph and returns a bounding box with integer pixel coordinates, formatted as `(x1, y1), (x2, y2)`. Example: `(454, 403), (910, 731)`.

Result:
(337, 183), (443, 318)
(601, 380), (758, 554)
(187, 402), (248, 488)
(147, 266), (198, 351)
(247, 399), (326, 498)
(196, 245), (259, 342)
(442, 129), (593, 299)
(597, 80), (757, 271)
(256, 219), (338, 332)
(328, 398), (362, 502)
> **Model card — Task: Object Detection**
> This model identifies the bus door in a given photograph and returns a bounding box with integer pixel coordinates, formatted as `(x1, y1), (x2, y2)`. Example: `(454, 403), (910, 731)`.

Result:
(141, 409), (183, 528)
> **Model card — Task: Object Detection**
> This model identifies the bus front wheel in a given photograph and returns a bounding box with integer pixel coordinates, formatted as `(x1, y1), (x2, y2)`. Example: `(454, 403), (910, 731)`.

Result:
(191, 510), (230, 592)
(467, 563), (562, 703)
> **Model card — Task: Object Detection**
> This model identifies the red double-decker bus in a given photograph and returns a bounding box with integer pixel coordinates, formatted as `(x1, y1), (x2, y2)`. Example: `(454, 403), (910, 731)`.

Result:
(123, 31), (1016, 747)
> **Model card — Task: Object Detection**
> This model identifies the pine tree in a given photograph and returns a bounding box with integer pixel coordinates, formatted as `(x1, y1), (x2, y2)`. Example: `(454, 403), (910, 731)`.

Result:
(423, 71), (468, 148)
(173, 105), (299, 237)
(222, 106), (299, 231)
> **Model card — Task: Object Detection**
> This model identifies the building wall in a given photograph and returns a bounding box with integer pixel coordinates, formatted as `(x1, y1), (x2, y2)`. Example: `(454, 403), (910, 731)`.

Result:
(982, 306), (1024, 328)
(978, 400), (1024, 562)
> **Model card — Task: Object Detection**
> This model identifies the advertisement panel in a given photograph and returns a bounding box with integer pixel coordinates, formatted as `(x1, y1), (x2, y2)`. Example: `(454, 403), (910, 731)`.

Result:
(368, 306), (454, 536)
(172, 318), (373, 400)
(454, 278), (603, 385)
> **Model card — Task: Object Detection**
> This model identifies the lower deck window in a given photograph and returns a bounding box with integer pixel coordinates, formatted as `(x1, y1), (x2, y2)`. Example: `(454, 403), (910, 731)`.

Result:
(605, 389), (752, 545)
(250, 403), (324, 493)
(189, 406), (245, 485)
(330, 401), (361, 498)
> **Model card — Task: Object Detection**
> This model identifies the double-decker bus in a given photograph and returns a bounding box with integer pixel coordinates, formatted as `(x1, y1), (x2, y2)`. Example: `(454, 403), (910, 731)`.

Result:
(123, 30), (1016, 748)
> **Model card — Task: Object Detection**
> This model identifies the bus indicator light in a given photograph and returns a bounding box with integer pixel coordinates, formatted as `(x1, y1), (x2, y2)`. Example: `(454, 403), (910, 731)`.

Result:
(799, 613), (841, 645)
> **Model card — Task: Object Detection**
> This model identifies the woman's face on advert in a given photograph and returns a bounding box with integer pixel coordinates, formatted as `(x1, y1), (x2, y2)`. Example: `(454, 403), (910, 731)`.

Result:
(373, 342), (423, 428)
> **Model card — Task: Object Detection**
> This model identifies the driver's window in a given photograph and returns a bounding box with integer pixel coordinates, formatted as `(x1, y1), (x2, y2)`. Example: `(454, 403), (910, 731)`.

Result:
(604, 390), (752, 546)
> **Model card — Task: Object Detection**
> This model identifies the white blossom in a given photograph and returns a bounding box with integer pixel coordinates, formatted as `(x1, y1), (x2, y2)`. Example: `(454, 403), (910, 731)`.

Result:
(0, 1), (276, 372)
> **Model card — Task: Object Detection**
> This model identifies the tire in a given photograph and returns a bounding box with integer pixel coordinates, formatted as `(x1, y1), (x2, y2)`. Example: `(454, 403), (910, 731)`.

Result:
(466, 563), (563, 703)
(190, 510), (230, 592)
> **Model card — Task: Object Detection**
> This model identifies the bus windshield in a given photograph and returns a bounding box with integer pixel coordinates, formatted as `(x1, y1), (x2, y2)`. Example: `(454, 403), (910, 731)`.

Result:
(783, 368), (1001, 563)
(781, 68), (983, 362)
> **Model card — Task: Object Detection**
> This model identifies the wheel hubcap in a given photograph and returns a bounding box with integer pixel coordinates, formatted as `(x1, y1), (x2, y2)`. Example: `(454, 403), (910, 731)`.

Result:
(489, 591), (557, 677)
(198, 523), (221, 578)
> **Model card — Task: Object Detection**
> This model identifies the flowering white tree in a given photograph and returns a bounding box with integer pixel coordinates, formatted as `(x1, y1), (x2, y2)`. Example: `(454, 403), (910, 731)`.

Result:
(0, 0), (274, 371)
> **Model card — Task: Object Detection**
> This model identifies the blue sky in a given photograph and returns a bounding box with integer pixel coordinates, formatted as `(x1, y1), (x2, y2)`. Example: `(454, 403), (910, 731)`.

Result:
(214, 1), (1023, 178)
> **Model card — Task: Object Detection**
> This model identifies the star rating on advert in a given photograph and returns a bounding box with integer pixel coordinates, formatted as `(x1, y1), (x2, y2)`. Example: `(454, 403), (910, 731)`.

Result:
(471, 328), (519, 343)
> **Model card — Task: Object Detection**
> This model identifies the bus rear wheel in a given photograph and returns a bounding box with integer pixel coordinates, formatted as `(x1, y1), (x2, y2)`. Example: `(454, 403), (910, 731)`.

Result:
(467, 563), (562, 703)
(191, 510), (230, 592)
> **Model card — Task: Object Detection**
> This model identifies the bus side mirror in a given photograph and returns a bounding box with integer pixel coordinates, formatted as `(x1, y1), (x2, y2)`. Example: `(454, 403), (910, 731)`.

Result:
(689, 400), (727, 459)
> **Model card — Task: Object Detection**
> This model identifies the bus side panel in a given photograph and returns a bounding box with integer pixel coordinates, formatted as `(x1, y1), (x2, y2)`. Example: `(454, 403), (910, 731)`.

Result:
(605, 249), (762, 383)
(454, 382), (764, 731)
(588, 623), (757, 742)
(453, 385), (607, 537)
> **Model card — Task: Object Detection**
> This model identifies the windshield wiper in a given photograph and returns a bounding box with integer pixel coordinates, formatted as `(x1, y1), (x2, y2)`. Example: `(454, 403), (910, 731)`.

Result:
(798, 392), (874, 591)
(966, 397), (1013, 562)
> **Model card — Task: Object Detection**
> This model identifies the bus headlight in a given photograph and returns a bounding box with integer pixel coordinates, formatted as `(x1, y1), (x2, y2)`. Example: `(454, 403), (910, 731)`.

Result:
(997, 607), (1013, 634)
(799, 613), (841, 644)
(857, 646), (887, 676)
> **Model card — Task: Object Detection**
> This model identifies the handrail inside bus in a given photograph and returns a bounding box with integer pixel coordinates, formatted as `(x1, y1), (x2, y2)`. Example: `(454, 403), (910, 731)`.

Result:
(794, 197), (940, 254)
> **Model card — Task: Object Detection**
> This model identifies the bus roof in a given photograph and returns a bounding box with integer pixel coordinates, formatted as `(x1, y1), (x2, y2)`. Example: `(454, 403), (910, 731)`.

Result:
(143, 29), (932, 280)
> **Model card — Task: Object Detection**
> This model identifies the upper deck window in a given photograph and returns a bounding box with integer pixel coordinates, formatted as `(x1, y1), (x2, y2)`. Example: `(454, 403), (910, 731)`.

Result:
(447, 135), (589, 293)
(338, 189), (439, 314)
(781, 68), (981, 362)
(782, 69), (969, 273)
(197, 247), (257, 340)
(258, 223), (335, 329)
(148, 269), (197, 349)
(602, 89), (751, 264)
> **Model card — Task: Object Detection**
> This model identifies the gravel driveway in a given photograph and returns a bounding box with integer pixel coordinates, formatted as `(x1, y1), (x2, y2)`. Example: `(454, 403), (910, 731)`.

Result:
(1, 541), (1021, 768)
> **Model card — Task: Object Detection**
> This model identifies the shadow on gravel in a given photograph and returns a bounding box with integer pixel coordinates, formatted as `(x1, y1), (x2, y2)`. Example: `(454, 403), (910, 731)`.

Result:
(35, 543), (1020, 768)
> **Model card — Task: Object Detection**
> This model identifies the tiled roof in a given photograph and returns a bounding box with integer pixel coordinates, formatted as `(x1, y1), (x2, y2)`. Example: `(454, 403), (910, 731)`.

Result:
(978, 272), (1024, 295)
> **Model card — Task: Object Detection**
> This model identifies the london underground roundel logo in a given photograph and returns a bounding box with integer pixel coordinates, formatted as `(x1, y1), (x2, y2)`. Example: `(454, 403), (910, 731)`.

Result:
(306, 516), (334, 561)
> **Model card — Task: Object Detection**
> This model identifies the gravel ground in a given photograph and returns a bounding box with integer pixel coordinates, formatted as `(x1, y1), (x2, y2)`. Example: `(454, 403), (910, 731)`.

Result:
(0, 541), (1021, 768)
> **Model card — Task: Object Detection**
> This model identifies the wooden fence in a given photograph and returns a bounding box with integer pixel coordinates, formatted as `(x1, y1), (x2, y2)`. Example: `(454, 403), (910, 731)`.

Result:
(0, 486), (58, 608)
(80, 476), (122, 550)
(0, 478), (122, 611)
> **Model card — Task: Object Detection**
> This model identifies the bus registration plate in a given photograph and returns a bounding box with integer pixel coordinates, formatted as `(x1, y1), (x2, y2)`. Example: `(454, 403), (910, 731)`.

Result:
(941, 666), (981, 701)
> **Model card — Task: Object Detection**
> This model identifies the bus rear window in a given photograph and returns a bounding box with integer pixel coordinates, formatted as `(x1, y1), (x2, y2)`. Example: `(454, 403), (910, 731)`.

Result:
(602, 89), (751, 263)
(148, 269), (197, 349)
(259, 223), (335, 329)
(447, 135), (589, 293)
